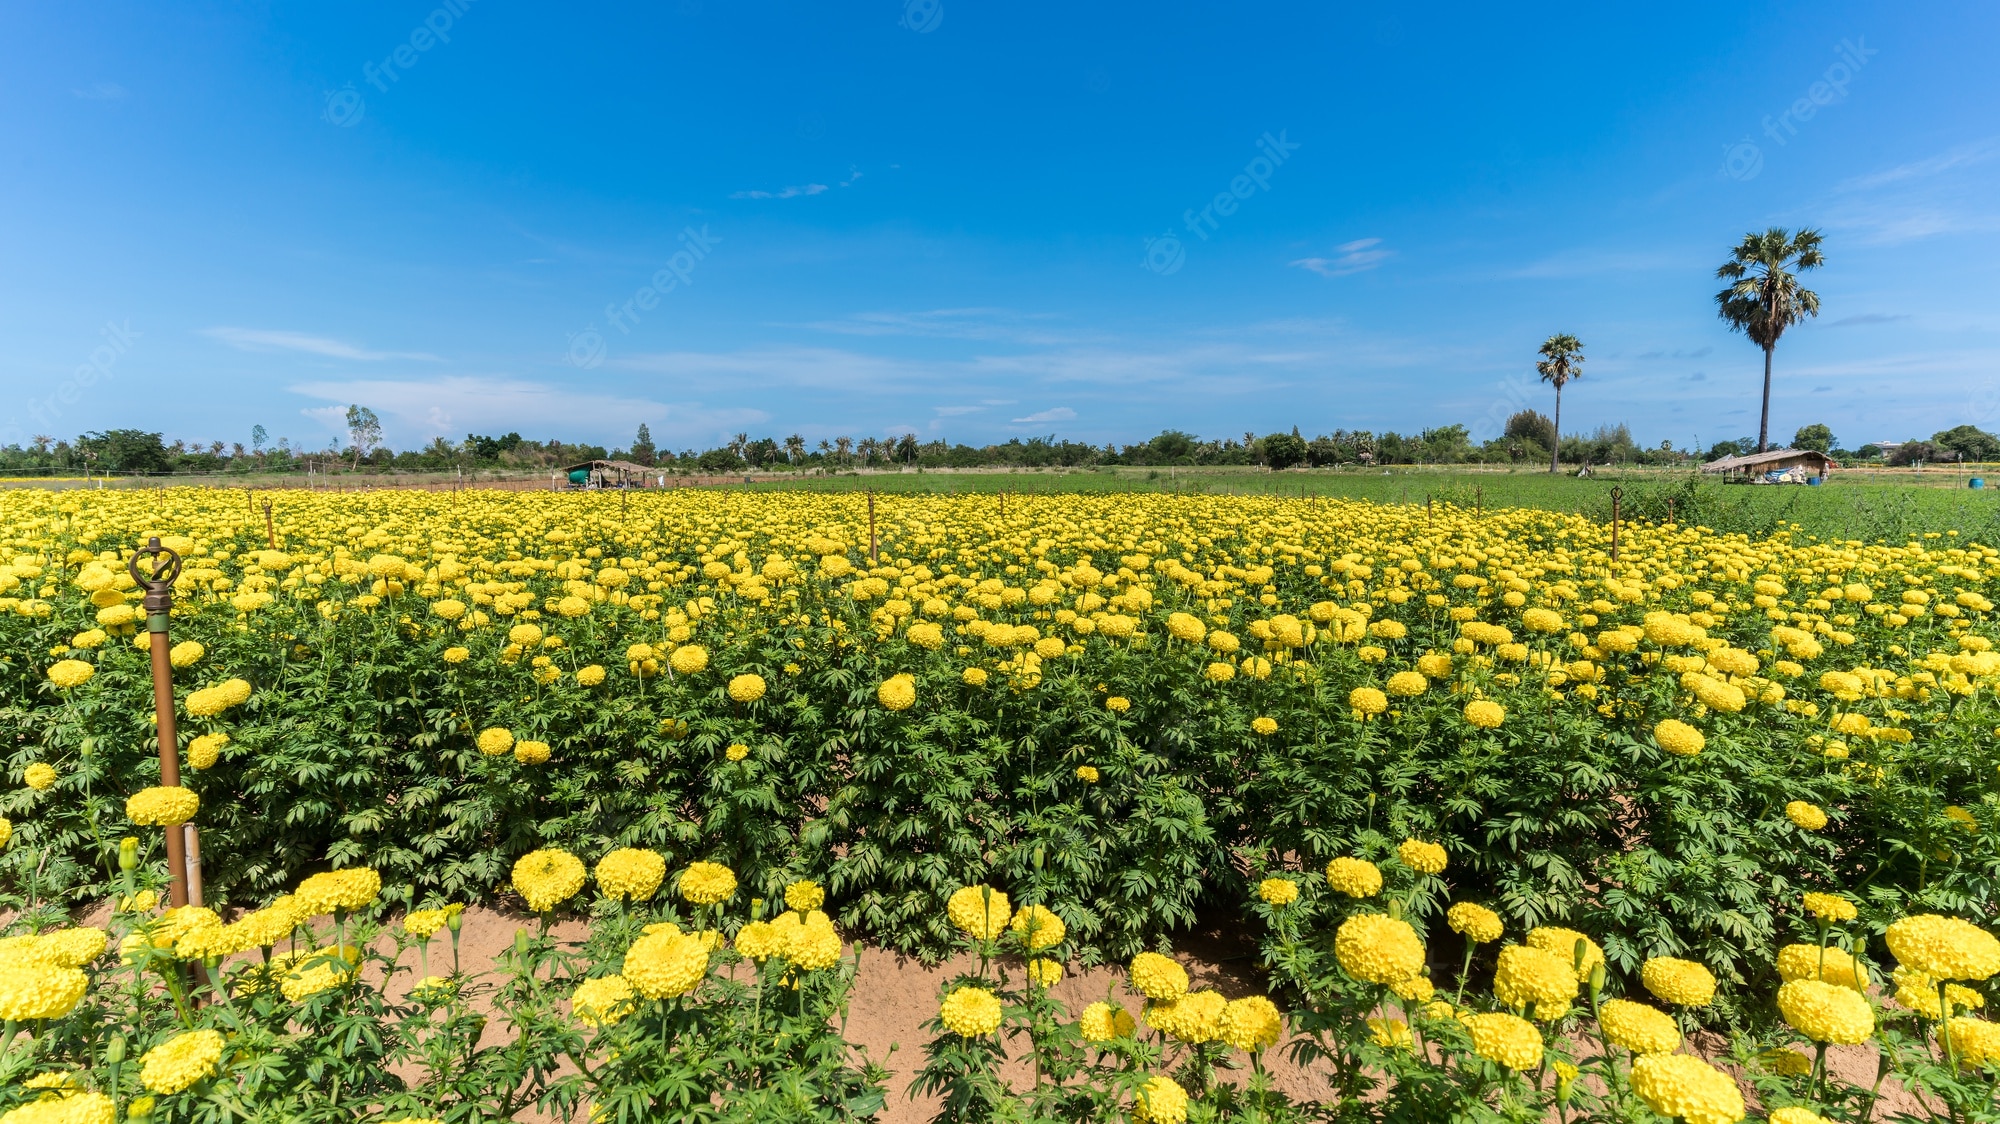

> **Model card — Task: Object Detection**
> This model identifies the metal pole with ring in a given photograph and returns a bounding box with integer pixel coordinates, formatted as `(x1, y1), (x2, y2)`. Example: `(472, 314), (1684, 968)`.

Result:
(129, 537), (200, 908)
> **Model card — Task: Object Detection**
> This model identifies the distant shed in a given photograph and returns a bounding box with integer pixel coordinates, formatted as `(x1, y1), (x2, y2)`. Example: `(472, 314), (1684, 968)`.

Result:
(563, 459), (658, 488)
(1699, 448), (1836, 481)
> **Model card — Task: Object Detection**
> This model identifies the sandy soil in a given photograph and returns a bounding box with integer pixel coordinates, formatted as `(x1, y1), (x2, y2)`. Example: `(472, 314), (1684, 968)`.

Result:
(36, 900), (1933, 1122)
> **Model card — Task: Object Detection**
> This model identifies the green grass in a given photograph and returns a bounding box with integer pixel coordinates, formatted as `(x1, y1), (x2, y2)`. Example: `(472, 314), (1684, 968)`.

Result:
(740, 465), (2000, 545)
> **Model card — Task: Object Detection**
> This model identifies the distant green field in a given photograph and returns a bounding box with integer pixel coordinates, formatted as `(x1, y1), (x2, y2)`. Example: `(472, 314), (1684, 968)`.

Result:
(745, 465), (2000, 545)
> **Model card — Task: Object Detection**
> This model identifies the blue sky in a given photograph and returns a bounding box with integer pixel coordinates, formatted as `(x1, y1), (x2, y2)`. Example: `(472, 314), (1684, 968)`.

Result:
(2, 1), (1996, 454)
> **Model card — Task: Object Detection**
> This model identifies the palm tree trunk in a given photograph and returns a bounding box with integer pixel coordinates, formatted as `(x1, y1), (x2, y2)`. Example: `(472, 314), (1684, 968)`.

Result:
(1757, 345), (1774, 453)
(1550, 386), (1562, 474)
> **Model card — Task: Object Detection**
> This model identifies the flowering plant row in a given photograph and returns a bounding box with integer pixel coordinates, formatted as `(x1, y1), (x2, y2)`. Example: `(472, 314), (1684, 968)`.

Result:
(2, 488), (1999, 1005)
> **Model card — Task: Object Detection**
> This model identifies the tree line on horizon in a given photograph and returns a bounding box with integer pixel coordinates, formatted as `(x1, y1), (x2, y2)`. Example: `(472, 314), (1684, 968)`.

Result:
(6, 415), (1996, 478)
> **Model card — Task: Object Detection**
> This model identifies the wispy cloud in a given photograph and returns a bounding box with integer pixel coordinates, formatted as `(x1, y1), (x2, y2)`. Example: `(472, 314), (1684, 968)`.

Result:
(289, 376), (765, 447)
(1012, 406), (1076, 424)
(801, 307), (1075, 344)
(204, 327), (443, 362)
(1829, 312), (1911, 327)
(1290, 238), (1392, 277)
(72, 82), (126, 101)
(1836, 138), (1999, 192)
(730, 183), (828, 200)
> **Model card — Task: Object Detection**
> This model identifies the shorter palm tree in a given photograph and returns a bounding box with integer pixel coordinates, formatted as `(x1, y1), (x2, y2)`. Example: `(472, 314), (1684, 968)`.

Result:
(1535, 334), (1585, 474)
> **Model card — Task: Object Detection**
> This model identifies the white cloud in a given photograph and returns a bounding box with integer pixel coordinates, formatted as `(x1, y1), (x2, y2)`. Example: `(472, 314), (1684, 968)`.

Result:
(204, 327), (443, 362)
(288, 376), (766, 449)
(72, 82), (126, 101)
(1290, 238), (1393, 277)
(800, 307), (1075, 345)
(1011, 407), (1076, 424)
(934, 405), (986, 416)
(730, 183), (829, 200)
(1837, 138), (1999, 192)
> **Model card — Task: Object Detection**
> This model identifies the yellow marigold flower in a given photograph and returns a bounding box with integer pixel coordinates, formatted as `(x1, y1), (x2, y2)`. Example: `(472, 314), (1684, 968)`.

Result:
(669, 644), (709, 675)
(1392, 973), (1435, 1002)
(1105, 695), (1131, 712)
(1166, 611), (1208, 643)
(1386, 670), (1428, 696)
(1628, 1053), (1745, 1124)
(1368, 1016), (1414, 1049)
(1334, 913), (1425, 985)
(294, 868), (381, 915)
(184, 678), (251, 717)
(1526, 926), (1605, 982)
(1762, 1048), (1814, 1076)
(1079, 1000), (1135, 1042)
(0, 817), (12, 848)
(1010, 904), (1066, 951)
(1129, 951), (1190, 1000)
(442, 646), (470, 664)
(734, 920), (784, 962)
(596, 848), (666, 902)
(1598, 998), (1681, 1054)
(1641, 957), (1717, 1006)
(187, 732), (228, 770)
(571, 975), (636, 1028)
(476, 727), (514, 756)
(1398, 839), (1447, 875)
(939, 985), (1004, 1036)
(429, 599), (466, 621)
(1464, 699), (1505, 728)
(1777, 943), (1862, 988)
(723, 743), (750, 761)
(1075, 764), (1099, 783)
(877, 672), (917, 711)
(1205, 661), (1235, 683)
(1217, 995), (1283, 1052)
(1258, 877), (1299, 906)
(1463, 1011), (1543, 1070)
(1417, 652), (1453, 677)
(1654, 718), (1705, 756)
(1147, 989), (1224, 1043)
(1894, 966), (1985, 1018)
(1027, 957), (1064, 987)
(1945, 1016), (2000, 1069)
(1803, 892), (1858, 923)
(678, 861), (739, 906)
(512, 849), (587, 913)
(0, 963), (88, 1021)
(1887, 915), (2000, 981)
(1349, 687), (1389, 717)
(947, 885), (1012, 940)
(727, 673), (767, 702)
(1521, 607), (1565, 633)
(125, 786), (198, 827)
(513, 739), (551, 765)
(1448, 902), (1504, 943)
(1250, 715), (1278, 735)
(785, 880), (825, 912)
(1786, 801), (1829, 831)
(622, 929), (711, 999)
(139, 1028), (225, 1094)
(575, 663), (605, 685)
(22, 763), (57, 791)
(1132, 1075), (1189, 1124)
(1325, 857), (1383, 898)
(1494, 944), (1578, 1010)
(785, 911), (844, 971)
(45, 659), (94, 689)
(404, 908), (448, 939)
(1770, 1107), (1828, 1124)
(1777, 979), (1876, 1043)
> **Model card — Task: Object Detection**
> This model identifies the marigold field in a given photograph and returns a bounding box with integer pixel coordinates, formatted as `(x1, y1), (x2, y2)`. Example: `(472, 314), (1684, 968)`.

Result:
(6, 486), (2000, 1122)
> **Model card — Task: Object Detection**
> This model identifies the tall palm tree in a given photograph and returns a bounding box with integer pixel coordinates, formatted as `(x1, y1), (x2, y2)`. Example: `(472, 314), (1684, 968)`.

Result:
(784, 434), (806, 464)
(1535, 334), (1585, 474)
(1715, 228), (1824, 453)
